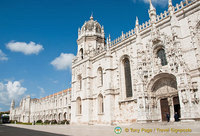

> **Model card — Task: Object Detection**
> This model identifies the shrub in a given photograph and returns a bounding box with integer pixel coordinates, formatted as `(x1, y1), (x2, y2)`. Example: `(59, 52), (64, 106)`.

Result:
(50, 119), (57, 124)
(10, 120), (17, 124)
(36, 120), (43, 123)
(61, 120), (70, 125)
(58, 120), (61, 124)
(16, 122), (32, 125)
(44, 120), (50, 124)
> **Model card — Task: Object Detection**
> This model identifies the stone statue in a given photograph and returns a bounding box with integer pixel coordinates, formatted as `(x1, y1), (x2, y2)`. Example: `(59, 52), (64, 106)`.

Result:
(182, 90), (188, 104)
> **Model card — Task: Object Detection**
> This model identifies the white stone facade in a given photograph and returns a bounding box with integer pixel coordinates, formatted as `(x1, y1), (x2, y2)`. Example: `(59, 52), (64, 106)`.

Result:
(71, 0), (200, 124)
(10, 0), (200, 125)
(10, 89), (71, 123)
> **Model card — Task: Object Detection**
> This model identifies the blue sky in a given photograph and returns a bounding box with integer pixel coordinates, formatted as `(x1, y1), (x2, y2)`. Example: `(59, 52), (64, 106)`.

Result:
(0, 0), (182, 111)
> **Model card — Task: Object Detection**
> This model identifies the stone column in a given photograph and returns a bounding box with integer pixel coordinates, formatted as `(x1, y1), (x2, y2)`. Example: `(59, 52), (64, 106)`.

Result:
(104, 93), (115, 125)
(104, 50), (115, 125)
(157, 98), (162, 121)
(84, 60), (93, 124)
(137, 82), (150, 123)
(168, 97), (175, 122)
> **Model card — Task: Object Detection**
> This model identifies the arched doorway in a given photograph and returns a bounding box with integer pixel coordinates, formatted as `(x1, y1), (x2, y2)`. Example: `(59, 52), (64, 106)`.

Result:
(50, 114), (53, 120)
(64, 112), (67, 120)
(46, 115), (49, 120)
(58, 113), (61, 121)
(149, 73), (180, 122)
(54, 114), (57, 120)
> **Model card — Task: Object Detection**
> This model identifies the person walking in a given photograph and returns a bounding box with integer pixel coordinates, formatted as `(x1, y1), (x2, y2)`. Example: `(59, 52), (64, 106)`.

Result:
(174, 112), (179, 121)
(166, 113), (170, 122)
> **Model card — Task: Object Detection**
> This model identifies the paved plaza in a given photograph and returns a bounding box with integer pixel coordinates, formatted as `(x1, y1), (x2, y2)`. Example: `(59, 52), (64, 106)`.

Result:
(1, 122), (200, 136)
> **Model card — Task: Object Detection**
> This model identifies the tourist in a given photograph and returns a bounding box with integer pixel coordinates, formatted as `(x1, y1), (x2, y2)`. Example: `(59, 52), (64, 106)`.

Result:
(166, 113), (170, 122)
(174, 112), (179, 121)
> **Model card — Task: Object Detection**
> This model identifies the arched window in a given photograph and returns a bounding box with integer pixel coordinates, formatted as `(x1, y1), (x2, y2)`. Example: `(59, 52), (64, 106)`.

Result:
(123, 58), (133, 98)
(80, 48), (83, 59)
(157, 49), (167, 66)
(97, 67), (103, 86)
(98, 94), (104, 114)
(78, 75), (82, 90)
(76, 97), (82, 115)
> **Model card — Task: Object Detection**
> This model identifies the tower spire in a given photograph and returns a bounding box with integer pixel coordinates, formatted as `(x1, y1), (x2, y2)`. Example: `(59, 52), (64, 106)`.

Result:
(135, 16), (139, 34)
(136, 16), (139, 26)
(168, 0), (174, 15)
(10, 99), (15, 109)
(148, 0), (156, 24)
(135, 16), (142, 44)
(90, 12), (93, 20)
(149, 0), (155, 11)
(169, 0), (172, 7)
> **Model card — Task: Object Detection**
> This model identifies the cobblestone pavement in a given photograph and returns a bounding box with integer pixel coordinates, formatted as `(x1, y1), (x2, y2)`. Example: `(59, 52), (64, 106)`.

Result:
(3, 122), (200, 136)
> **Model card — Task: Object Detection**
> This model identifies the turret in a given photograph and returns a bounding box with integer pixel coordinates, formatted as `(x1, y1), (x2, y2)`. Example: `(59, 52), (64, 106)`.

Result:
(148, 0), (157, 24)
(135, 16), (141, 44)
(10, 99), (15, 110)
(168, 0), (181, 38)
(135, 17), (145, 51)
(168, 0), (173, 15)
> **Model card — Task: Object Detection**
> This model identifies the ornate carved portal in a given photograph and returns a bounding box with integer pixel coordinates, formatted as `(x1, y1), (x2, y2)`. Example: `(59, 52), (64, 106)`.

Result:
(150, 74), (180, 122)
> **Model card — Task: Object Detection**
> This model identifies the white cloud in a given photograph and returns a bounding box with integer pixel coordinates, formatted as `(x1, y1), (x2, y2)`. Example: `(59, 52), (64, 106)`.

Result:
(51, 53), (75, 70)
(53, 80), (58, 84)
(0, 49), (8, 61)
(7, 81), (27, 99)
(6, 41), (44, 55)
(0, 81), (27, 106)
(140, 0), (168, 7)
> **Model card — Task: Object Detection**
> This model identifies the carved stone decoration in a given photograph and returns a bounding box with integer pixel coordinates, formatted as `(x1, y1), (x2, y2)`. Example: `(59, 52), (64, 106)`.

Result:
(181, 89), (188, 104)
(139, 103), (143, 109)
(191, 82), (199, 104)
(151, 97), (157, 108)
(152, 77), (177, 96)
(145, 97), (149, 109)
(192, 82), (198, 90)
(197, 24), (200, 47)
(139, 97), (144, 109)
(167, 97), (172, 106)
(151, 27), (161, 44)
(190, 89), (199, 104)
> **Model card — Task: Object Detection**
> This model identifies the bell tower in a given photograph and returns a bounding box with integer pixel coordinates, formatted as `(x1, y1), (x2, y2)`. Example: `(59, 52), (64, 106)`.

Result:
(77, 15), (105, 60)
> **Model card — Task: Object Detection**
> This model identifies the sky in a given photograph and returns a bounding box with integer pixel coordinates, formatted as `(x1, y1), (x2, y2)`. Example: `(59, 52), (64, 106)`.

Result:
(0, 0), (183, 111)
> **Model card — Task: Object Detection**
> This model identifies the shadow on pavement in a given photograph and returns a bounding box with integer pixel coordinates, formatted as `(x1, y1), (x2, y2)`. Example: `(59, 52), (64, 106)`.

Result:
(0, 124), (71, 136)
